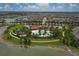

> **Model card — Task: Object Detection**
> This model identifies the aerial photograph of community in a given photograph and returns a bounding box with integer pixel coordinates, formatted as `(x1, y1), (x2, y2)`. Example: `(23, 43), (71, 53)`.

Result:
(0, 3), (79, 56)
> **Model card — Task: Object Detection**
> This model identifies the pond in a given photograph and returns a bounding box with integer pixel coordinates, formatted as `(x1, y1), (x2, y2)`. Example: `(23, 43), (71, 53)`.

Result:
(0, 43), (72, 56)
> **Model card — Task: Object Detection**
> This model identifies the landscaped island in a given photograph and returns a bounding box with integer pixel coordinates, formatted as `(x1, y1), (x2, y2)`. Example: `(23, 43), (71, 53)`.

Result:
(0, 12), (79, 55)
(3, 17), (79, 48)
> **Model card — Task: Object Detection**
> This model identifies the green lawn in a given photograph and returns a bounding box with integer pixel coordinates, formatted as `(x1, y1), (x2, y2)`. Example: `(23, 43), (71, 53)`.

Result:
(31, 40), (63, 46)
(32, 40), (59, 42)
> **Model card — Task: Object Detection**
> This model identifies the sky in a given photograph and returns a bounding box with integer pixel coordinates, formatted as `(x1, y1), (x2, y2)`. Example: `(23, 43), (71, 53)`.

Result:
(0, 3), (79, 12)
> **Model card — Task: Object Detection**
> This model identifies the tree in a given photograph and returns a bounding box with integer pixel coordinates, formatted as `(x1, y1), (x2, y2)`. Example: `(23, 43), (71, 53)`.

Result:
(50, 26), (54, 37)
(43, 29), (47, 35)
(0, 18), (6, 26)
(27, 39), (31, 46)
(16, 25), (31, 48)
(39, 29), (41, 35)
(53, 27), (60, 39)
(19, 36), (28, 48)
(62, 24), (74, 46)
(23, 27), (31, 47)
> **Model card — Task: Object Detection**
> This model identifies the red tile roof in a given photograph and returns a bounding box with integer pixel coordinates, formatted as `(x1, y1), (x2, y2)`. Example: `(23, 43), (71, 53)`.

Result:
(31, 24), (48, 30)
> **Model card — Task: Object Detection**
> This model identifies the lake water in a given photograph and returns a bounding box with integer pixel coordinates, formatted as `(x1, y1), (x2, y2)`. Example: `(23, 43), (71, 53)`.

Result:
(0, 43), (72, 56)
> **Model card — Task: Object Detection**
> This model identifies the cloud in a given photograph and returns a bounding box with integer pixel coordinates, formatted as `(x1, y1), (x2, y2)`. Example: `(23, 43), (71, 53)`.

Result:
(36, 3), (49, 7)
(16, 3), (21, 5)
(0, 4), (13, 11)
(27, 5), (39, 9)
(52, 6), (56, 9)
(69, 3), (77, 7)
(19, 5), (23, 9)
(23, 3), (66, 11)
(0, 6), (3, 9)
(4, 4), (10, 9)
(51, 5), (65, 11)
(0, 6), (3, 11)
(26, 3), (49, 9)
(18, 4), (39, 11)
(3, 4), (13, 11)
(18, 3), (50, 11)
(56, 5), (64, 10)
(0, 3), (78, 11)
(65, 4), (78, 11)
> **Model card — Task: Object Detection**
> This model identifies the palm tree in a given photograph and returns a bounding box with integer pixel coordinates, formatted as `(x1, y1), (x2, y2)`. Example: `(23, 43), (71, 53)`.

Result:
(17, 25), (31, 48)
(23, 26), (31, 47)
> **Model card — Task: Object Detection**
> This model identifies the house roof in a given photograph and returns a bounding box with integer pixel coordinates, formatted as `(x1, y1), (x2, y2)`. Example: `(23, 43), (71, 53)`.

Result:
(73, 27), (79, 41)
(31, 24), (48, 30)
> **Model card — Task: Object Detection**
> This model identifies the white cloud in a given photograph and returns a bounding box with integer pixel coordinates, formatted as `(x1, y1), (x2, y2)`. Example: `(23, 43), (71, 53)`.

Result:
(67, 3), (77, 10)
(69, 3), (77, 7)
(52, 6), (56, 10)
(18, 4), (40, 11)
(4, 4), (10, 9)
(0, 4), (11, 11)
(57, 5), (63, 9)
(19, 5), (23, 8)
(3, 4), (13, 11)
(27, 5), (39, 9)
(36, 3), (49, 7)
(0, 6), (3, 11)
(16, 3), (20, 5)
(50, 5), (65, 11)
(12, 3), (77, 12)
(0, 6), (3, 9)
(22, 6), (39, 11)
(15, 3), (51, 11)
(0, 3), (78, 11)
